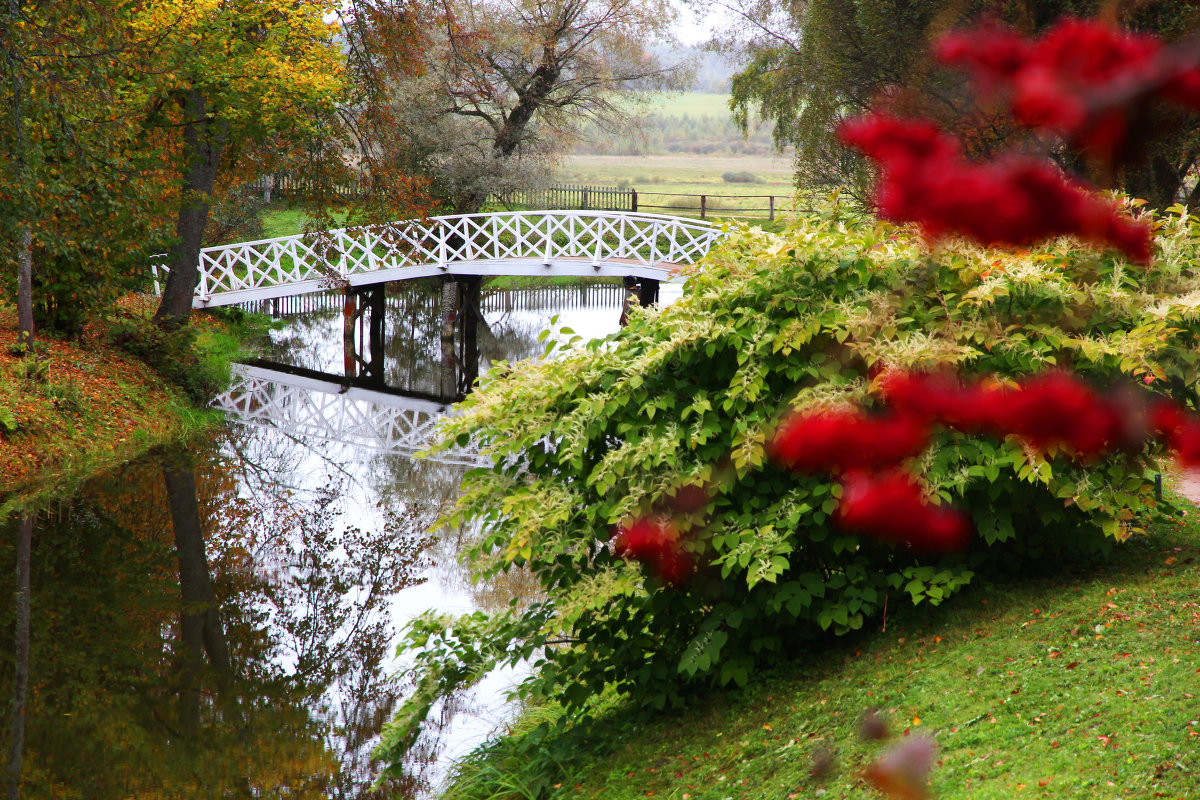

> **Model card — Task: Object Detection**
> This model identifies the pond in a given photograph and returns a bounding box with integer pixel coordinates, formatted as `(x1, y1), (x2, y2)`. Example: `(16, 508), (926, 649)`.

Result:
(1, 279), (679, 799)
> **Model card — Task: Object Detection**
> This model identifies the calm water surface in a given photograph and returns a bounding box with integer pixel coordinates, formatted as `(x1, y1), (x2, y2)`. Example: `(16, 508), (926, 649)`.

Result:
(1, 280), (679, 799)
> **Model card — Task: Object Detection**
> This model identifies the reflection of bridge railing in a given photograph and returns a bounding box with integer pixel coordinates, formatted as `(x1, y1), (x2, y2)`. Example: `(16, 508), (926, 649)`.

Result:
(154, 211), (721, 309)
(212, 363), (482, 466)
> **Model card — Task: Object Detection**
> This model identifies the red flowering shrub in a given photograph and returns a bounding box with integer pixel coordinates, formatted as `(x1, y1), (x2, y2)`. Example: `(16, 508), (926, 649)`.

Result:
(836, 113), (1152, 263)
(998, 372), (1127, 457)
(398, 202), (1200, 767)
(877, 370), (1013, 434)
(935, 18), (1200, 167)
(1150, 399), (1200, 467)
(834, 470), (972, 554)
(769, 408), (929, 473)
(767, 368), (1200, 557)
(613, 516), (693, 586)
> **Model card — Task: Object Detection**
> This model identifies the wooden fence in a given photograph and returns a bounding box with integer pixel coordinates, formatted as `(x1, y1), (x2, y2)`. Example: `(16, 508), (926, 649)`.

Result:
(494, 184), (800, 220)
(245, 175), (804, 220)
(246, 174), (362, 201)
(494, 185), (634, 213)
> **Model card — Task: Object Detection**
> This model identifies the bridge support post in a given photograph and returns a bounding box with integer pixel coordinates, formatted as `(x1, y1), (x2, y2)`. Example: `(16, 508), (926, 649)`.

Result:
(458, 276), (481, 395)
(439, 278), (459, 401)
(343, 284), (387, 385)
(439, 276), (483, 400)
(343, 289), (358, 379)
(364, 284), (386, 387)
(638, 278), (659, 307)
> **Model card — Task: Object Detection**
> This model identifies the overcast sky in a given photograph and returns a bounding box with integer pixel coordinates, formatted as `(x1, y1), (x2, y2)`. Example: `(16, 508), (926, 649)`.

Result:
(673, 1), (721, 46)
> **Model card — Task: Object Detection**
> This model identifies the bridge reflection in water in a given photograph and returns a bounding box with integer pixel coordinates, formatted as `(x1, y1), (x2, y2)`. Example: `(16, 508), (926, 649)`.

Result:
(213, 362), (484, 467)
(226, 282), (637, 466)
(242, 281), (636, 402)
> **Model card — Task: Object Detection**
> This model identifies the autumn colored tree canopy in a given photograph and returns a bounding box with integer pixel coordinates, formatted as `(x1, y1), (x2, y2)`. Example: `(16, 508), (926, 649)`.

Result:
(0, 0), (352, 334)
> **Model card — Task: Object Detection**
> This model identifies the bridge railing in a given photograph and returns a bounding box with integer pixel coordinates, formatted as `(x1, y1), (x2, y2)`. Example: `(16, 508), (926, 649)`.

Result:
(153, 211), (721, 303)
(213, 364), (484, 467)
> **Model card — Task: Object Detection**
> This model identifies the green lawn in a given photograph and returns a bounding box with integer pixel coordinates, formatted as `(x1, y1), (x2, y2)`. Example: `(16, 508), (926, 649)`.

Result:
(445, 500), (1200, 800)
(632, 91), (736, 117)
(258, 207), (352, 240)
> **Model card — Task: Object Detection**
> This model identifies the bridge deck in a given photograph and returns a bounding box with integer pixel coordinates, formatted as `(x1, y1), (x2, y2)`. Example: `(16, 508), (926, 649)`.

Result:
(149, 210), (721, 309)
(193, 257), (688, 308)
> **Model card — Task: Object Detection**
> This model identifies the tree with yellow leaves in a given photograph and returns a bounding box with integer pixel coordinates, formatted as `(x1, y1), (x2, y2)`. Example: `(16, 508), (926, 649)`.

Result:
(140, 0), (347, 328)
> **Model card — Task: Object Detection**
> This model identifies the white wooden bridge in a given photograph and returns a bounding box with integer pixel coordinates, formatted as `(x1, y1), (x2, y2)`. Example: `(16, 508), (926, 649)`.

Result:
(212, 363), (483, 466)
(155, 211), (722, 309)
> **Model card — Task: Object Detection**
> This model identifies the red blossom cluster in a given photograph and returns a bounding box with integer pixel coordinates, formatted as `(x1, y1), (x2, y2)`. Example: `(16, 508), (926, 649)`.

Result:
(879, 370), (1145, 458)
(769, 409), (929, 472)
(1149, 399), (1200, 466)
(770, 370), (1200, 553)
(935, 18), (1200, 167)
(863, 734), (939, 800)
(612, 516), (693, 586)
(836, 470), (972, 554)
(836, 113), (1153, 263)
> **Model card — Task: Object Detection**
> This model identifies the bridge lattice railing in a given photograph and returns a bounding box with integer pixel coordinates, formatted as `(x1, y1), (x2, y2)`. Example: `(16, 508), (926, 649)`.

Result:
(153, 211), (721, 302)
(212, 364), (484, 467)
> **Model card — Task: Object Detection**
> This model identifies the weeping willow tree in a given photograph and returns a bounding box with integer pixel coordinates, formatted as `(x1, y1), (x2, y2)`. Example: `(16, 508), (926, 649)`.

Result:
(716, 0), (1200, 207)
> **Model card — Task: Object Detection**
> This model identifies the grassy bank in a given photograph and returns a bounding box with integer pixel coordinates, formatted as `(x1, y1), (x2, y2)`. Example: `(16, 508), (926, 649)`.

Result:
(445, 511), (1200, 800)
(0, 298), (266, 504)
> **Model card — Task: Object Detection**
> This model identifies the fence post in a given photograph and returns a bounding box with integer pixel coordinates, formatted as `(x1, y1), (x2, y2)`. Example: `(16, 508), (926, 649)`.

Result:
(631, 189), (638, 213)
(769, 195), (775, 221)
(582, 187), (589, 210)
(700, 195), (707, 220)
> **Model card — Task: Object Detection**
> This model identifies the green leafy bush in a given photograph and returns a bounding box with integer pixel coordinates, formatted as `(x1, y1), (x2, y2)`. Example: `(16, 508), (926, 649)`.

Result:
(0, 172), (165, 339)
(106, 316), (228, 404)
(375, 203), (1200, 774)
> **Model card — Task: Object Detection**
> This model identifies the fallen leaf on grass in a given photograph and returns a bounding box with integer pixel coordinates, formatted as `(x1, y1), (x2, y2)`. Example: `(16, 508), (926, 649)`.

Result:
(863, 736), (936, 800)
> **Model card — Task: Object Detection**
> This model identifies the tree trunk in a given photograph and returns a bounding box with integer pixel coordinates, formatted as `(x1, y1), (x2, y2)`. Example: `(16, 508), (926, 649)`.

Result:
(451, 54), (563, 215)
(7, 513), (33, 800)
(1123, 152), (1183, 210)
(16, 226), (33, 352)
(163, 461), (231, 732)
(6, 0), (34, 352)
(153, 89), (228, 329)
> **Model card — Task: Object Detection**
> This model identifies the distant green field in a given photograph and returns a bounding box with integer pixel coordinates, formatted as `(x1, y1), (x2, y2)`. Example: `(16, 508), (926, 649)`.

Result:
(631, 91), (734, 117)
(553, 152), (804, 217)
(561, 154), (791, 185)
(579, 92), (775, 157)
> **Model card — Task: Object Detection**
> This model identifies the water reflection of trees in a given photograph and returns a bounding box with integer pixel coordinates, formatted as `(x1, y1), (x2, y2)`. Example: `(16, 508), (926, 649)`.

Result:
(0, 439), (434, 799)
